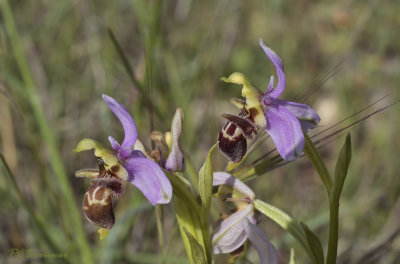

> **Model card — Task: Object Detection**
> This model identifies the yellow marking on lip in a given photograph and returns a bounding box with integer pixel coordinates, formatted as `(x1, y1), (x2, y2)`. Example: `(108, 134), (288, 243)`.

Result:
(87, 186), (111, 206)
(221, 128), (242, 140)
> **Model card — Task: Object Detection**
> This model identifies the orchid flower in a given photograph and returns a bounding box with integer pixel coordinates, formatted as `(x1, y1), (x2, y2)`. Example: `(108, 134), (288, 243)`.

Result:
(219, 38), (320, 162)
(212, 172), (278, 264)
(74, 95), (172, 234)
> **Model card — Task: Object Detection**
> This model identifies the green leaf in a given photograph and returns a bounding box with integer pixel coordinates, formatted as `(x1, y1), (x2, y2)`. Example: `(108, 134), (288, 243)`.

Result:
(254, 199), (321, 264)
(331, 134), (352, 202)
(303, 131), (333, 193)
(184, 228), (207, 264)
(198, 143), (218, 216)
(165, 171), (208, 264)
(198, 143), (218, 263)
(174, 198), (205, 264)
(301, 222), (324, 264)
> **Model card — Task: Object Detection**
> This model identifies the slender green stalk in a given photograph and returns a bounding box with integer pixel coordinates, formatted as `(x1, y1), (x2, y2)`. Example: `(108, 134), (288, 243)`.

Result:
(107, 28), (144, 94)
(107, 28), (163, 120)
(326, 199), (339, 264)
(327, 134), (352, 264)
(156, 205), (165, 254)
(0, 2), (93, 263)
(303, 132), (353, 264)
(235, 158), (277, 181)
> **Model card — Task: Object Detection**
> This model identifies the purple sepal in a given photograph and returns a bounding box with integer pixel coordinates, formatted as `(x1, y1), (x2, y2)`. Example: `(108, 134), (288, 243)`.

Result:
(102, 94), (137, 159)
(124, 156), (172, 205)
(264, 101), (304, 161)
(274, 99), (321, 127)
(213, 172), (255, 199)
(259, 39), (286, 101)
(108, 136), (120, 151)
(212, 205), (257, 254)
(242, 219), (279, 264)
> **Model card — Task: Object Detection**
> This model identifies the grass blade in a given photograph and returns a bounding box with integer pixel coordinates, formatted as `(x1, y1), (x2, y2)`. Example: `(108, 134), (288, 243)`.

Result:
(0, 153), (67, 262)
(0, 2), (93, 263)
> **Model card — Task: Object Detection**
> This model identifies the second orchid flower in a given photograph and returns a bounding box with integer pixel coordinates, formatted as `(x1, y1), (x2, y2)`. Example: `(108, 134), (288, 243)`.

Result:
(212, 172), (278, 264)
(219, 39), (321, 162)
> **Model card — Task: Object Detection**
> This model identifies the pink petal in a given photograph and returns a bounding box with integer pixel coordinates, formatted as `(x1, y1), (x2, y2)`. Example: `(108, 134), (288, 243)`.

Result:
(275, 99), (320, 130)
(264, 101), (304, 161)
(212, 205), (255, 254)
(213, 172), (255, 199)
(242, 218), (279, 264)
(102, 94), (137, 159)
(124, 156), (172, 205)
(259, 39), (286, 101)
(165, 108), (185, 172)
(108, 136), (120, 151)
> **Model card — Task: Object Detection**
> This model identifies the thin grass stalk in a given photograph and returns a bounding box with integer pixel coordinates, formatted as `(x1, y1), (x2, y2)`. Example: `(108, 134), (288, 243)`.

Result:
(156, 205), (165, 254)
(0, 153), (67, 262)
(0, 2), (93, 263)
(107, 28), (164, 120)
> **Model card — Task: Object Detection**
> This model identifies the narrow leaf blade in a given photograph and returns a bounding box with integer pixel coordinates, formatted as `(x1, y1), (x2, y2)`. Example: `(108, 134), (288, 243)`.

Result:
(174, 198), (203, 263)
(254, 199), (320, 264)
(198, 143), (218, 215)
(184, 228), (207, 264)
(165, 171), (206, 263)
(332, 133), (352, 201)
(301, 222), (324, 264)
(303, 131), (333, 193)
(198, 143), (218, 263)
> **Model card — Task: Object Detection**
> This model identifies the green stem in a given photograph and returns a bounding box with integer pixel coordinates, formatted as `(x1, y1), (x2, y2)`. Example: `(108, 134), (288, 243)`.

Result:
(326, 199), (339, 264)
(156, 205), (165, 255)
(303, 131), (344, 264)
(107, 28), (144, 94)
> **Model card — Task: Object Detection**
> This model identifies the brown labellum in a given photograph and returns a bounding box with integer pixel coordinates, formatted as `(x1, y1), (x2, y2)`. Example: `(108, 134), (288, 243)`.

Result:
(83, 183), (115, 229)
(218, 110), (258, 163)
(76, 158), (127, 230)
(218, 122), (247, 163)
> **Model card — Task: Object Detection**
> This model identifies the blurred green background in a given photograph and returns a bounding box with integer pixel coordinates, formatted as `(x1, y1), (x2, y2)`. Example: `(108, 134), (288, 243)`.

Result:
(1, 0), (399, 263)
